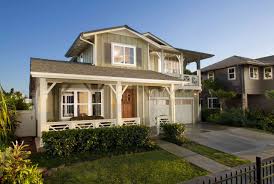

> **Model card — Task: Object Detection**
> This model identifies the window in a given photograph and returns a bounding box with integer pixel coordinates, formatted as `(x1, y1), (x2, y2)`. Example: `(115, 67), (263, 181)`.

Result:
(249, 66), (259, 79)
(264, 67), (272, 80)
(62, 92), (74, 117)
(227, 67), (236, 80)
(208, 71), (214, 80)
(92, 91), (102, 116)
(208, 97), (220, 109)
(111, 43), (136, 66)
(164, 58), (180, 74)
(61, 90), (103, 119)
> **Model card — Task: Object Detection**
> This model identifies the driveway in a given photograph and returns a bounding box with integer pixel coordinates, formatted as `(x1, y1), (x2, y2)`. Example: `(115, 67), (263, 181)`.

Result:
(185, 123), (274, 162)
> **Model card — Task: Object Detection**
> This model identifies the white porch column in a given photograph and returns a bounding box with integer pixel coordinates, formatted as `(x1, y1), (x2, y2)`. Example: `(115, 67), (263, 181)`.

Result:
(169, 84), (176, 123)
(116, 81), (123, 126)
(38, 78), (47, 138)
(180, 53), (185, 77)
(196, 60), (201, 87)
(161, 50), (165, 73)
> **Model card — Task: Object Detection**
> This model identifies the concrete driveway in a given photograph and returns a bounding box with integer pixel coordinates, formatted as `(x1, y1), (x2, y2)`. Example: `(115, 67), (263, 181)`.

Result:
(185, 123), (274, 162)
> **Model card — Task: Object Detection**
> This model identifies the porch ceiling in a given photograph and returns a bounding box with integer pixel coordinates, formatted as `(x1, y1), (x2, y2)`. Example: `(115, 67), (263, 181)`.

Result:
(30, 58), (184, 86)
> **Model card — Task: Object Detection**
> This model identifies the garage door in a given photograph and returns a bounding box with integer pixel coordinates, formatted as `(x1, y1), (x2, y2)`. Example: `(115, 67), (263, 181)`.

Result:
(149, 97), (193, 126)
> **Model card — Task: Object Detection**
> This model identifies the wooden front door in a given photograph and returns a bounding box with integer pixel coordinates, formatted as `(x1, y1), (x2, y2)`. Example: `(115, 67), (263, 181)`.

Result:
(122, 89), (135, 118)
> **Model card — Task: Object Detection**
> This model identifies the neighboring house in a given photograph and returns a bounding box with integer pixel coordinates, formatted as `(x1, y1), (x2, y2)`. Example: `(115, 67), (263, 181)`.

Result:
(201, 55), (274, 111)
(29, 25), (213, 146)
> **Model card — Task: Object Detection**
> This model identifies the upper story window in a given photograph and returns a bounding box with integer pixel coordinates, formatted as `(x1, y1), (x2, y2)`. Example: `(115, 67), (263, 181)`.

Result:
(227, 67), (236, 80)
(164, 57), (180, 74)
(208, 71), (214, 80)
(249, 66), (259, 80)
(111, 43), (136, 66)
(264, 67), (272, 80)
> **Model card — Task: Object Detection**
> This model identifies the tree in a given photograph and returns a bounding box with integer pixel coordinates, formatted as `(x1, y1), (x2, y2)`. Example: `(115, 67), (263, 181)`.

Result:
(202, 79), (236, 112)
(265, 90), (274, 100)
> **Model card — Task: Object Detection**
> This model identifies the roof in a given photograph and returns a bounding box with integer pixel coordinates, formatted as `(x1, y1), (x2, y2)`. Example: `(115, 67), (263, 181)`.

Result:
(30, 58), (182, 82)
(65, 25), (214, 61)
(201, 55), (268, 72)
(256, 55), (274, 64)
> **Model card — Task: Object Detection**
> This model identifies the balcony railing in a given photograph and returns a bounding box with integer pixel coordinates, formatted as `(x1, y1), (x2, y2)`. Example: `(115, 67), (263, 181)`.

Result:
(182, 75), (199, 86)
(45, 117), (141, 132)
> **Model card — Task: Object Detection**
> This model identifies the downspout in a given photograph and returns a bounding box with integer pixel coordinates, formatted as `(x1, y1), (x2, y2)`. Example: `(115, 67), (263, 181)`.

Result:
(80, 34), (95, 64)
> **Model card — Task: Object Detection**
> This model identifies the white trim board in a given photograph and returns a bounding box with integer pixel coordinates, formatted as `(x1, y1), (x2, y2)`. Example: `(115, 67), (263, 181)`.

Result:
(31, 72), (184, 85)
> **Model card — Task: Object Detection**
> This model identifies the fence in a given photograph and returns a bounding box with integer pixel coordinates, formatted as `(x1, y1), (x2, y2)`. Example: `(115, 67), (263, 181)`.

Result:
(187, 156), (274, 184)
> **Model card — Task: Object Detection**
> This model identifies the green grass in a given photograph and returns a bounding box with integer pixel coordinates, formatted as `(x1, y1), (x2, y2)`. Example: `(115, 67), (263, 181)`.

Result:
(182, 140), (250, 167)
(43, 150), (207, 184)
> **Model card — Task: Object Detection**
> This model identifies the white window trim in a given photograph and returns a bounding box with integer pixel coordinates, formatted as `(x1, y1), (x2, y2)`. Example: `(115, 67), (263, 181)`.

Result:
(227, 67), (236, 80)
(60, 89), (104, 120)
(207, 97), (219, 109)
(111, 42), (136, 67)
(249, 66), (259, 80)
(208, 71), (214, 80)
(264, 66), (272, 80)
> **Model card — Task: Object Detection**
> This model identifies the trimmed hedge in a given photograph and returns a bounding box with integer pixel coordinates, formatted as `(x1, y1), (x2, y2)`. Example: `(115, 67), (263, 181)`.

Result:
(42, 125), (155, 157)
(160, 123), (186, 145)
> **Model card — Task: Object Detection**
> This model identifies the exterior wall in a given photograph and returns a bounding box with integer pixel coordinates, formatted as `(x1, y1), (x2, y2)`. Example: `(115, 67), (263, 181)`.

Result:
(15, 110), (36, 137)
(96, 33), (149, 70)
(248, 94), (274, 112)
(150, 54), (159, 72)
(77, 45), (93, 64)
(243, 65), (274, 94)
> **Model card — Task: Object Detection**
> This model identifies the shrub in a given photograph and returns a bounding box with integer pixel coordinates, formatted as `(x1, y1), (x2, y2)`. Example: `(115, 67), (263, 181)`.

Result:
(160, 123), (186, 145)
(201, 108), (220, 122)
(42, 125), (155, 157)
(0, 141), (43, 184)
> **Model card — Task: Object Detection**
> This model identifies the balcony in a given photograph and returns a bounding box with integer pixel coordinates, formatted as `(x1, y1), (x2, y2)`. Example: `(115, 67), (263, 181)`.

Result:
(182, 75), (199, 86)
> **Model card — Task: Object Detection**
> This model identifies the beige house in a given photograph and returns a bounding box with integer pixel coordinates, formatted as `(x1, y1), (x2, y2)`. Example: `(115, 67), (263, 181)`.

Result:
(29, 25), (213, 146)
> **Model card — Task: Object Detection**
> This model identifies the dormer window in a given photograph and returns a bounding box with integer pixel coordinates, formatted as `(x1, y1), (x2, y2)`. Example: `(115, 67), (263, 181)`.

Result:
(111, 43), (136, 66)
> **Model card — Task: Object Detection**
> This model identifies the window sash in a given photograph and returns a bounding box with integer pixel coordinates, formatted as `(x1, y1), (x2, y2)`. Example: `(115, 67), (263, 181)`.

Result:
(208, 72), (214, 80)
(228, 67), (236, 80)
(61, 90), (103, 119)
(208, 97), (220, 109)
(249, 67), (259, 79)
(112, 43), (136, 66)
(264, 67), (272, 79)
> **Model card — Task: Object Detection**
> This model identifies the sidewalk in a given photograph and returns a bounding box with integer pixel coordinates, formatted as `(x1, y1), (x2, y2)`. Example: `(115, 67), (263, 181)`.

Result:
(156, 139), (231, 173)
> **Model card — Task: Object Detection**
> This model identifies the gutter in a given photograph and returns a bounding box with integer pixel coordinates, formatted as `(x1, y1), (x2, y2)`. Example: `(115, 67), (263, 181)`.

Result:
(79, 34), (94, 46)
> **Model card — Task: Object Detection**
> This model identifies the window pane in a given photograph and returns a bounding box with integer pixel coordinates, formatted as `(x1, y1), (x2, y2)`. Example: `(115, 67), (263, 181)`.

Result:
(125, 47), (134, 64)
(113, 45), (124, 64)
(92, 104), (101, 116)
(63, 105), (74, 117)
(77, 92), (88, 103)
(77, 105), (88, 116)
(92, 92), (101, 103)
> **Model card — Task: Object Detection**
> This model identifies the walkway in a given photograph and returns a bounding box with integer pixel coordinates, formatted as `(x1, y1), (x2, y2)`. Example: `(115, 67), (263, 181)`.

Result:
(156, 139), (231, 173)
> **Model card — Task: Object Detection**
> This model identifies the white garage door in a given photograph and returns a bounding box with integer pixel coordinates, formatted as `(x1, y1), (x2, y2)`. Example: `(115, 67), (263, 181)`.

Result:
(149, 97), (193, 126)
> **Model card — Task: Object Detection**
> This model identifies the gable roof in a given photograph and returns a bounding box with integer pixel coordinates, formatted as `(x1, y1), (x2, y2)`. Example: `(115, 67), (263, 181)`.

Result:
(65, 25), (214, 61)
(30, 58), (182, 83)
(256, 55), (274, 64)
(201, 55), (268, 72)
(65, 25), (161, 57)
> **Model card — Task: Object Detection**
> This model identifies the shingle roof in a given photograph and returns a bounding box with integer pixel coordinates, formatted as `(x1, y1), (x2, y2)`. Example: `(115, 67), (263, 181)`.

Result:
(30, 58), (182, 81)
(201, 55), (268, 72)
(256, 55), (274, 64)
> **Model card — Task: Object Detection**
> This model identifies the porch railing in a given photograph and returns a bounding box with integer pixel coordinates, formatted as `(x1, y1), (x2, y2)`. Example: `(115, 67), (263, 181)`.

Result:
(182, 74), (199, 86)
(45, 117), (141, 132)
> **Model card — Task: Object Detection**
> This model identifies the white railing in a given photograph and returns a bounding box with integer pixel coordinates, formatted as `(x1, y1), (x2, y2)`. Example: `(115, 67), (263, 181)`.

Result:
(122, 117), (140, 126)
(182, 75), (199, 86)
(155, 115), (170, 135)
(46, 118), (140, 132)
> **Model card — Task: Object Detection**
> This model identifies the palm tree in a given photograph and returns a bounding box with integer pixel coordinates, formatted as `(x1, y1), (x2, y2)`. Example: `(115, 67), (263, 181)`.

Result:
(0, 85), (13, 145)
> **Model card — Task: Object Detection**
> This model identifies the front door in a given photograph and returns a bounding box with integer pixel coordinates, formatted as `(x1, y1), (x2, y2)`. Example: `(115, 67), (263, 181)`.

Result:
(122, 89), (135, 118)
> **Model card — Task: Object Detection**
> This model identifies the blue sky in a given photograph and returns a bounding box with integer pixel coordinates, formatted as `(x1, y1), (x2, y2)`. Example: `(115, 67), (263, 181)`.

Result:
(1, 0), (274, 95)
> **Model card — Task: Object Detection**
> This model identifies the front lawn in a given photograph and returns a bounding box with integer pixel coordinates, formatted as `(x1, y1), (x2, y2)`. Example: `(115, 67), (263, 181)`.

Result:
(43, 150), (207, 184)
(182, 140), (250, 167)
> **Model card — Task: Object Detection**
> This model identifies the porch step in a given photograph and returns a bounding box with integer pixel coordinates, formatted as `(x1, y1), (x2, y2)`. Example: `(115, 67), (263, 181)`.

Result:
(17, 137), (37, 153)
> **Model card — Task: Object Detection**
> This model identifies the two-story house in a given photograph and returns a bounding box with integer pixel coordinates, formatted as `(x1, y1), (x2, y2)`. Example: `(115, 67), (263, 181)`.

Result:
(29, 25), (213, 146)
(201, 55), (274, 111)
